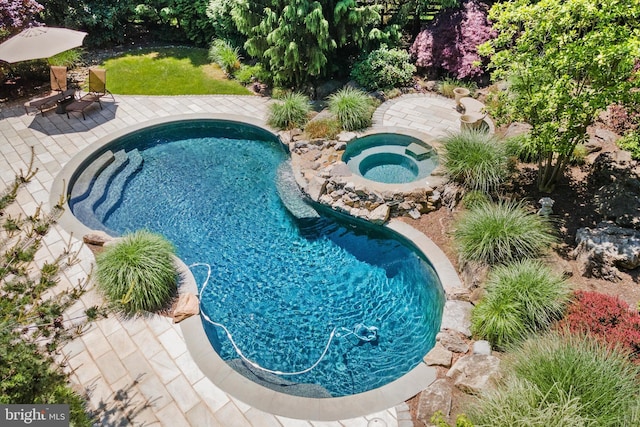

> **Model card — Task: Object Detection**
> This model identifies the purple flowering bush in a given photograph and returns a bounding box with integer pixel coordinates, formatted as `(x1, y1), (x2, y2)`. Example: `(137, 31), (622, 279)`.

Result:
(410, 0), (495, 79)
(0, 0), (43, 38)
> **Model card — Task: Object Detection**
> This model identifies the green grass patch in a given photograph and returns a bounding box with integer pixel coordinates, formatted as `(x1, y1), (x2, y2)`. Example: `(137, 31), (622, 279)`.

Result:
(101, 47), (251, 95)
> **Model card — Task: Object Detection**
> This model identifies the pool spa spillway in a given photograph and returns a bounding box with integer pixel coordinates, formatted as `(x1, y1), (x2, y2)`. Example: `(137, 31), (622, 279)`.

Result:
(56, 118), (446, 415)
(342, 132), (438, 184)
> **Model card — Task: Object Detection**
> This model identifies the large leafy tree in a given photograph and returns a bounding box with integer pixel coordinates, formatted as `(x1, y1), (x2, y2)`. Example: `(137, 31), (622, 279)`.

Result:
(481, 0), (640, 192)
(232, 0), (396, 88)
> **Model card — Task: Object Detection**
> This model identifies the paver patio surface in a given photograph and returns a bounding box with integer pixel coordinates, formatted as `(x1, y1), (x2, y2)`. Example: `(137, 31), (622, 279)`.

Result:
(0, 92), (461, 427)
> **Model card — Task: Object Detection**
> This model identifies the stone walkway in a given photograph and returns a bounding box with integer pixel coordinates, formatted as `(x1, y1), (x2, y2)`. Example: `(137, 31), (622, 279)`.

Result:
(0, 93), (462, 427)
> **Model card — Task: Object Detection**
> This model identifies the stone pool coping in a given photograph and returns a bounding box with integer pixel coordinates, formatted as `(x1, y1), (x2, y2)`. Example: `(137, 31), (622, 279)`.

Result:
(50, 113), (462, 422)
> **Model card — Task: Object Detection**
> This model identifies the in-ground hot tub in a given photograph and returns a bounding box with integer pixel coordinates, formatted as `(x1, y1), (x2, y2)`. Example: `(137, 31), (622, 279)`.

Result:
(342, 132), (438, 184)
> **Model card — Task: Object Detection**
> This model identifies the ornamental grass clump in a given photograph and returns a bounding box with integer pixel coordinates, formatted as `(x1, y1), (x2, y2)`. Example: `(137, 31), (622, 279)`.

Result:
(96, 230), (178, 316)
(267, 92), (311, 130)
(470, 332), (640, 427)
(440, 130), (510, 194)
(471, 259), (571, 350)
(208, 38), (241, 76)
(453, 199), (556, 265)
(327, 87), (376, 131)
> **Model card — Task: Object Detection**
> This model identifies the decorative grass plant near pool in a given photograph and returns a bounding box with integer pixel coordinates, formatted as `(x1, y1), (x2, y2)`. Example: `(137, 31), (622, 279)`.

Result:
(267, 92), (311, 130)
(471, 259), (570, 350)
(441, 130), (510, 194)
(328, 87), (377, 131)
(95, 230), (178, 315)
(453, 200), (556, 265)
(469, 332), (640, 426)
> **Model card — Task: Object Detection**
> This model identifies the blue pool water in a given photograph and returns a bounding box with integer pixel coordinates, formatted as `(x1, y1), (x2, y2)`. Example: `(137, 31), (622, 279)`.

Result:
(342, 133), (438, 184)
(78, 121), (444, 397)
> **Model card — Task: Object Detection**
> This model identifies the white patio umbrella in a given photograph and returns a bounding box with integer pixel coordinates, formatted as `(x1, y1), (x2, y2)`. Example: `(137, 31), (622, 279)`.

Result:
(0, 27), (87, 63)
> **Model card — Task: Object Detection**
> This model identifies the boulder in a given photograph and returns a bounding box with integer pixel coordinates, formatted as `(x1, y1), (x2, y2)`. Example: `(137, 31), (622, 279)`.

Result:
(416, 379), (453, 423)
(368, 204), (390, 225)
(306, 176), (327, 202)
(172, 293), (200, 323)
(436, 330), (470, 354)
(423, 342), (453, 367)
(502, 122), (532, 139)
(83, 230), (113, 246)
(446, 354), (501, 394)
(591, 152), (640, 229)
(573, 222), (640, 281)
(472, 340), (492, 356)
(440, 300), (473, 337)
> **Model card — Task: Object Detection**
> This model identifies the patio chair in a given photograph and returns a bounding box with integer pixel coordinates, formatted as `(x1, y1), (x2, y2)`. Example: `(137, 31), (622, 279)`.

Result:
(23, 66), (75, 115)
(65, 68), (114, 120)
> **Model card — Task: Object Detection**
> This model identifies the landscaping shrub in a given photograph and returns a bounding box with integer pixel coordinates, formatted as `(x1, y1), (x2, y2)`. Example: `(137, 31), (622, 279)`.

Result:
(617, 130), (640, 160)
(440, 130), (510, 193)
(471, 260), (570, 350)
(453, 200), (556, 265)
(304, 116), (342, 140)
(208, 38), (241, 76)
(350, 45), (416, 91)
(96, 230), (178, 315)
(234, 64), (263, 85)
(461, 190), (490, 210)
(327, 87), (376, 131)
(410, 0), (495, 79)
(558, 290), (640, 360)
(267, 92), (311, 130)
(504, 132), (537, 163)
(491, 332), (640, 427)
(468, 378), (589, 427)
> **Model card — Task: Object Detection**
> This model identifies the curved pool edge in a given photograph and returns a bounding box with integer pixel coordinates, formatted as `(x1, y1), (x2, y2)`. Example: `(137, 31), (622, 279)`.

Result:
(50, 116), (463, 422)
(49, 113), (280, 238)
(178, 218), (460, 421)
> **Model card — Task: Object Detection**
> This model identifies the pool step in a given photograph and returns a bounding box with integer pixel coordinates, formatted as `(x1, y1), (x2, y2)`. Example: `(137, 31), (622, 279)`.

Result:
(69, 150), (115, 205)
(71, 149), (142, 232)
(94, 149), (144, 221)
(405, 142), (432, 161)
(276, 161), (319, 219)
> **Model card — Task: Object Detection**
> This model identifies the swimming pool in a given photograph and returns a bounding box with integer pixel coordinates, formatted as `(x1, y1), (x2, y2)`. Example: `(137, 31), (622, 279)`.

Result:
(65, 119), (445, 398)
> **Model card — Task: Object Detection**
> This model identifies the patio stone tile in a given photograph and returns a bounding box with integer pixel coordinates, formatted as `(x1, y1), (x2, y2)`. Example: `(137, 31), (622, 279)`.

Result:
(213, 401), (251, 427)
(158, 326), (187, 359)
(244, 407), (284, 427)
(132, 328), (164, 359)
(149, 349), (182, 383)
(155, 402), (192, 427)
(95, 350), (128, 384)
(105, 327), (137, 359)
(131, 405), (162, 426)
(186, 402), (223, 427)
(121, 351), (155, 381)
(85, 377), (114, 411)
(175, 351), (205, 384)
(165, 374), (200, 413)
(81, 328), (112, 360)
(145, 314), (173, 335)
(276, 417), (314, 427)
(138, 373), (173, 411)
(121, 317), (148, 336)
(192, 378), (230, 412)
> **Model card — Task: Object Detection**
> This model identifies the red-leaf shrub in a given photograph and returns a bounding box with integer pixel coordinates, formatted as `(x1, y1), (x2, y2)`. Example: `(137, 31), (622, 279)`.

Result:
(558, 290), (640, 361)
(409, 0), (495, 79)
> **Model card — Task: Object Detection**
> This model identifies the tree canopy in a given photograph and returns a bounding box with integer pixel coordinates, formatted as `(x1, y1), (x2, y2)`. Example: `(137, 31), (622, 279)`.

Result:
(232, 0), (398, 88)
(481, 0), (640, 192)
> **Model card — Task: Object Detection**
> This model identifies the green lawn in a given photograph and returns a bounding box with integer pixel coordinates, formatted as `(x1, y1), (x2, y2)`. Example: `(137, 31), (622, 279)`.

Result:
(100, 47), (251, 95)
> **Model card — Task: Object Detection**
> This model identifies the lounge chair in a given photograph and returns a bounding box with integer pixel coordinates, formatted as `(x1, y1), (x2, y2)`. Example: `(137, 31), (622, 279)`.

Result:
(23, 66), (75, 115)
(66, 68), (113, 120)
